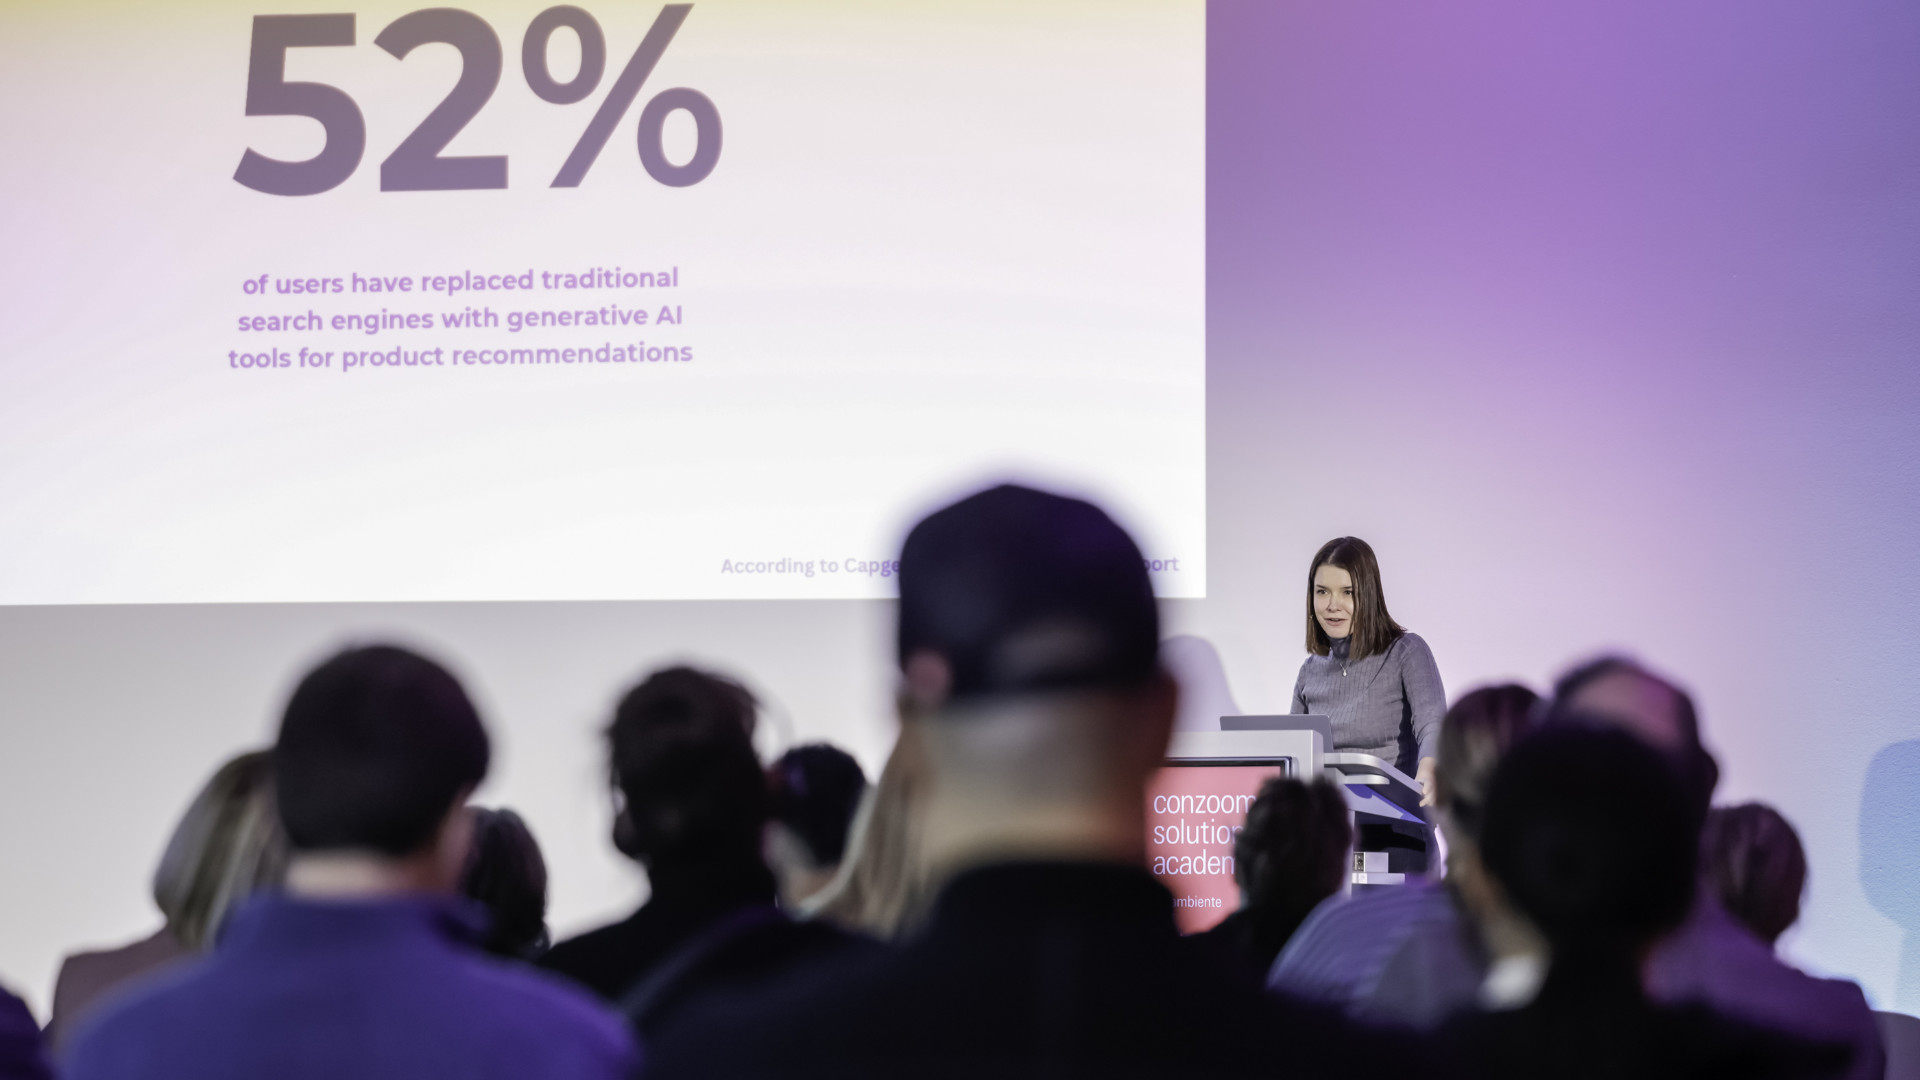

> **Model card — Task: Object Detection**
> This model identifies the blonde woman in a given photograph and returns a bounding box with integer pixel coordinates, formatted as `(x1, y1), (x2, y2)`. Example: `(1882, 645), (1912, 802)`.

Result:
(48, 750), (286, 1045)
(806, 724), (931, 940)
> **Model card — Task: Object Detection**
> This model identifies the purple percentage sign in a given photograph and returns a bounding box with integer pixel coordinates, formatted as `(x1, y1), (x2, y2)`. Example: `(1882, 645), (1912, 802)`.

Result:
(528, 3), (721, 188)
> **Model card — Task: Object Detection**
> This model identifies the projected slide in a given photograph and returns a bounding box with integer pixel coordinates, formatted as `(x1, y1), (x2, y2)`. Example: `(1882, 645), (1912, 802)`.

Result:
(0, 1), (1204, 604)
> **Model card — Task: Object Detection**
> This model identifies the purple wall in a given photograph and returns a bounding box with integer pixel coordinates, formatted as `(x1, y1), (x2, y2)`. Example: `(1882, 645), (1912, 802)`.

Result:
(1196, 0), (1920, 1005)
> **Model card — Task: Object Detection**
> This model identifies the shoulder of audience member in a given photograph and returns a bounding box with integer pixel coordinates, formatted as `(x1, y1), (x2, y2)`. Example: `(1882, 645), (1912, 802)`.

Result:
(414, 955), (641, 1079)
(59, 952), (217, 1073)
(1271, 881), (1443, 986)
(539, 917), (629, 968)
(1258, 994), (1456, 1080)
(0, 985), (34, 1029)
(647, 918), (887, 1037)
(64, 952), (637, 1079)
(53, 946), (119, 988)
(1656, 903), (1881, 1040)
(1430, 1006), (1516, 1079)
(1771, 966), (1885, 1068)
(1786, 964), (1881, 1025)
(1662, 1000), (1859, 1080)
(1311, 880), (1438, 925)
(789, 919), (888, 957)
(60, 949), (216, 1045)
(0, 987), (50, 1080)
(452, 948), (638, 1045)
(1266, 894), (1351, 985)
(645, 942), (895, 1078)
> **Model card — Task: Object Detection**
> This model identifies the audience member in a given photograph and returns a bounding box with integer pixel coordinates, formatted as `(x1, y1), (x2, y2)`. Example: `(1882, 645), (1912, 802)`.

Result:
(48, 749), (286, 1048)
(1549, 657), (1884, 1080)
(541, 666), (772, 998)
(0, 983), (52, 1080)
(649, 483), (1400, 1078)
(1701, 803), (1807, 947)
(1441, 724), (1850, 1079)
(1190, 775), (1350, 985)
(541, 666), (874, 1036)
(764, 744), (868, 910)
(461, 807), (551, 960)
(1271, 683), (1539, 1027)
(61, 645), (635, 1080)
(30, 529), (1897, 1080)
(805, 727), (931, 937)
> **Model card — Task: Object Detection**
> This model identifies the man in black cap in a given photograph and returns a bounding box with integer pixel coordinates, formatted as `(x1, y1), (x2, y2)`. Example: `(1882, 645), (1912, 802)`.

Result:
(649, 484), (1383, 1078)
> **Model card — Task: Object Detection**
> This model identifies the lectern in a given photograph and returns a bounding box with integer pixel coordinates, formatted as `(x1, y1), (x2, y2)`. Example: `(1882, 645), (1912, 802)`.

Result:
(1153, 718), (1433, 900)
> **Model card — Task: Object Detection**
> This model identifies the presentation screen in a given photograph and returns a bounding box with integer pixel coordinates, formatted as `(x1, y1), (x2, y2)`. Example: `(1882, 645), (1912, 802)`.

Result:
(1146, 761), (1284, 933)
(0, 1), (1204, 604)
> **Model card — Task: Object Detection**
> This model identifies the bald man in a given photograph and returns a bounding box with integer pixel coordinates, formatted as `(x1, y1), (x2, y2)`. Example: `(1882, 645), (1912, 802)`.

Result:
(1550, 657), (1882, 1080)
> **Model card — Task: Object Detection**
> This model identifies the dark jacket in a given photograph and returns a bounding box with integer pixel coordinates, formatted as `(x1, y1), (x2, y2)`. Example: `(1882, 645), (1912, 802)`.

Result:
(0, 985), (52, 1080)
(649, 860), (1420, 1079)
(1185, 906), (1309, 991)
(542, 857), (876, 1039)
(541, 859), (780, 1001)
(1440, 965), (1854, 1080)
(619, 906), (881, 1040)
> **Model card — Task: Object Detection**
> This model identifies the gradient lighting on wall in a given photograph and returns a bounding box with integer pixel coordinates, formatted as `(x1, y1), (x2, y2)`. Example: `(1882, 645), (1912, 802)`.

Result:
(1196, 0), (1920, 1010)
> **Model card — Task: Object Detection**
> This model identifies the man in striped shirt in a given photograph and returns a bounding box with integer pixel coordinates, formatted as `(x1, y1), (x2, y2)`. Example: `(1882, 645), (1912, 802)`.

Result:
(1270, 685), (1538, 1026)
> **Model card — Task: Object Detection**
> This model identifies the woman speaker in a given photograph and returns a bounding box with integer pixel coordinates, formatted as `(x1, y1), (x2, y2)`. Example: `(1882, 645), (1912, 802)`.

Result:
(1292, 537), (1445, 805)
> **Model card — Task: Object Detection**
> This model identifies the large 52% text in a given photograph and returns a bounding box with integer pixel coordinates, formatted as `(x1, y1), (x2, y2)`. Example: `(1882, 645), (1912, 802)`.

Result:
(236, 4), (718, 196)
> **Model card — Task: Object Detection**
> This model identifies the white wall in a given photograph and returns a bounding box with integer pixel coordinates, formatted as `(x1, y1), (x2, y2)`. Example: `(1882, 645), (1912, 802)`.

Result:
(0, 600), (897, 1015)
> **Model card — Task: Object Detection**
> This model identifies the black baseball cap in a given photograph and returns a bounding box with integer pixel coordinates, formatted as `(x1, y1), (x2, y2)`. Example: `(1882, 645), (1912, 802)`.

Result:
(897, 484), (1160, 703)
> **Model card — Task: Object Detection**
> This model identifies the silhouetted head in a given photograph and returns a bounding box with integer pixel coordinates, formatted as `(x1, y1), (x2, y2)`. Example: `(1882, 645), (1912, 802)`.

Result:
(1548, 656), (1719, 817)
(1701, 803), (1806, 946)
(1480, 724), (1699, 978)
(460, 807), (550, 959)
(768, 744), (867, 868)
(894, 484), (1174, 870)
(1232, 776), (1351, 923)
(1434, 684), (1540, 840)
(897, 484), (1159, 710)
(766, 744), (869, 908)
(152, 750), (287, 951)
(275, 645), (489, 858)
(608, 666), (766, 872)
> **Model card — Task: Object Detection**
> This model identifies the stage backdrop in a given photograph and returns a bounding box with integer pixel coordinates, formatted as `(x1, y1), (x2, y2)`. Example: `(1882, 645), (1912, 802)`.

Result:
(2, 0), (1917, 1017)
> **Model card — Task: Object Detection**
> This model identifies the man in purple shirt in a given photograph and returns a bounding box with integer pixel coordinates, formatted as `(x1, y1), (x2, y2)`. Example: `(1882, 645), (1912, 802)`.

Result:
(63, 645), (637, 1080)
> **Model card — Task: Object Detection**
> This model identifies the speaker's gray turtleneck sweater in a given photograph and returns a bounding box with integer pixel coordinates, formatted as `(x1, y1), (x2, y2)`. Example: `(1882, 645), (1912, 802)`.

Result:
(1290, 632), (1445, 776)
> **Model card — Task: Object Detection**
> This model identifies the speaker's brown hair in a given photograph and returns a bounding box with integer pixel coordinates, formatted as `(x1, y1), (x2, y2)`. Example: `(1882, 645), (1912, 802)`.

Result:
(1305, 536), (1405, 660)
